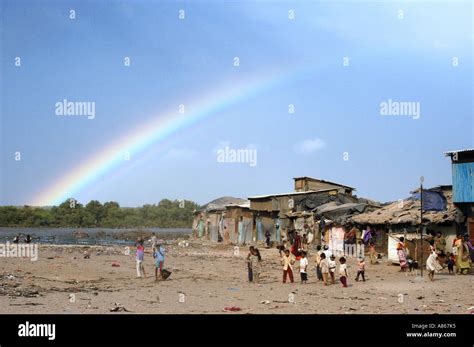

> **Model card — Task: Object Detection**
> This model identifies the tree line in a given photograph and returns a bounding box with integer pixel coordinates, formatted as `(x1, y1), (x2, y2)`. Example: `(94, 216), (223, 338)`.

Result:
(0, 199), (200, 228)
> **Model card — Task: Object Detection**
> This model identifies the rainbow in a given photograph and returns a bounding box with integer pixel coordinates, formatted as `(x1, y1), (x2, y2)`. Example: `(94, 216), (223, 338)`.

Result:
(31, 65), (314, 206)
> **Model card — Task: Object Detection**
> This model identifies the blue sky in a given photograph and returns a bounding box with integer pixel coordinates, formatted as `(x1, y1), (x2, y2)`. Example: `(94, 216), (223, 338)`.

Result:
(1, 0), (473, 206)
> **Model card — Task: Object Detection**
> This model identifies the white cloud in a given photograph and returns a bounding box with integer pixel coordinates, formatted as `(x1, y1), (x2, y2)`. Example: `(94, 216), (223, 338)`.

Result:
(293, 138), (326, 154)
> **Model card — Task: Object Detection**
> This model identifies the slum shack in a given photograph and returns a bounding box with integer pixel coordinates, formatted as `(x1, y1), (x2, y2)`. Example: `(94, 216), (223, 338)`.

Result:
(249, 188), (366, 245)
(223, 201), (253, 245)
(350, 186), (465, 265)
(311, 200), (381, 253)
(444, 148), (474, 242)
(294, 177), (355, 195)
(192, 196), (246, 242)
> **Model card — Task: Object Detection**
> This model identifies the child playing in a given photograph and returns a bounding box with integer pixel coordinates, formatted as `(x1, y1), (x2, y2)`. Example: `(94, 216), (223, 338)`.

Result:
(339, 257), (348, 287)
(300, 251), (308, 284)
(328, 255), (336, 284)
(154, 244), (165, 282)
(319, 253), (329, 286)
(355, 257), (365, 282)
(281, 249), (295, 283)
(135, 239), (146, 278)
(447, 252), (455, 275)
(251, 248), (262, 283)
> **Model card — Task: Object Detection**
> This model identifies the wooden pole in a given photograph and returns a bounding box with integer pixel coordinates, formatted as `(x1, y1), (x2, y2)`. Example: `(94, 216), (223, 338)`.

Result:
(420, 183), (423, 277)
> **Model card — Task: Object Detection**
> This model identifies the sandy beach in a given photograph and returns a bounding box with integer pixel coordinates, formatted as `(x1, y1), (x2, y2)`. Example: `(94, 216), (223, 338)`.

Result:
(0, 241), (472, 314)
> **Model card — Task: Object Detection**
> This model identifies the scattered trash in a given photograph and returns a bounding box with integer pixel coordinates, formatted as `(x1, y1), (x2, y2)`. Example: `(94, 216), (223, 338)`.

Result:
(178, 241), (189, 247)
(46, 257), (54, 260)
(109, 302), (130, 312)
(467, 306), (474, 310)
(6, 274), (16, 280)
(161, 269), (172, 280)
(228, 288), (239, 291)
(260, 300), (270, 305)
(416, 296), (424, 300)
(223, 306), (241, 312)
(111, 262), (120, 267)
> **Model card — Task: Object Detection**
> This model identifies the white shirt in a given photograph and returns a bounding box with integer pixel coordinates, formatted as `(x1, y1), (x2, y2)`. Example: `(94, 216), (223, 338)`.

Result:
(328, 259), (336, 273)
(339, 263), (348, 277)
(300, 257), (308, 273)
(323, 249), (332, 259)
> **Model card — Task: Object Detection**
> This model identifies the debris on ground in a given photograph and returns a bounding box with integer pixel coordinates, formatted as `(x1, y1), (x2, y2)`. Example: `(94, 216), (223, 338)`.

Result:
(109, 302), (131, 312)
(223, 306), (241, 312)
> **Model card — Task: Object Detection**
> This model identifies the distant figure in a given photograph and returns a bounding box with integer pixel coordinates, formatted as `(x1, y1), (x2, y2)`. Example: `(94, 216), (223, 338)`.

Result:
(339, 257), (348, 287)
(135, 239), (146, 278)
(281, 249), (295, 284)
(315, 245), (323, 281)
(154, 244), (166, 281)
(265, 230), (271, 248)
(355, 257), (366, 282)
(302, 234), (308, 252)
(251, 248), (262, 283)
(319, 253), (329, 286)
(150, 233), (157, 252)
(446, 252), (455, 275)
(454, 235), (471, 275)
(246, 246), (255, 282)
(13, 234), (20, 244)
(299, 251), (308, 284)
(328, 254), (336, 284)
(323, 245), (332, 259)
(25, 235), (32, 244)
(434, 231), (446, 255)
(426, 251), (442, 281)
(396, 237), (408, 272)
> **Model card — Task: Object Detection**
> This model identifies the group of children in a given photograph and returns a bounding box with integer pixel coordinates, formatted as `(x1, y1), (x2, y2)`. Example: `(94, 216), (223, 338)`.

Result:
(278, 245), (364, 287)
(135, 235), (166, 282)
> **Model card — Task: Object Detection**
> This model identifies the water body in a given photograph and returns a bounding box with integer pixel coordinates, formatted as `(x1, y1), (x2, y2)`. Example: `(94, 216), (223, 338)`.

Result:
(0, 227), (192, 246)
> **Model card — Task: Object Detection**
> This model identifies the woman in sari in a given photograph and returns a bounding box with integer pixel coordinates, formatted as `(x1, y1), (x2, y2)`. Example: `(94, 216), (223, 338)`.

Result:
(454, 235), (471, 275)
(397, 237), (408, 272)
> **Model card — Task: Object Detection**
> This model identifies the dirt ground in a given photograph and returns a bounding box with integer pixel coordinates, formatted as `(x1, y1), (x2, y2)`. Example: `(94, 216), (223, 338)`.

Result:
(0, 241), (473, 314)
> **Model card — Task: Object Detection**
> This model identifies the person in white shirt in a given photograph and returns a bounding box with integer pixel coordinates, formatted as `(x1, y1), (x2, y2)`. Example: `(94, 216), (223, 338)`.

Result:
(299, 251), (309, 284)
(323, 245), (332, 259)
(328, 255), (337, 284)
(339, 257), (348, 287)
(150, 233), (158, 252)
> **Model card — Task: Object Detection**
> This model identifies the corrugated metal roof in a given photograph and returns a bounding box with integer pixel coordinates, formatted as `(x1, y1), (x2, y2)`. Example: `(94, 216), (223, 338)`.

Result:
(248, 188), (336, 199)
(292, 177), (355, 190)
(443, 148), (474, 155)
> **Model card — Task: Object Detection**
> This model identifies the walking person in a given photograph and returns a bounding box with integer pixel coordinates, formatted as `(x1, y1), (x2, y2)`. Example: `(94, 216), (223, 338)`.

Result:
(339, 257), (348, 287)
(251, 248), (262, 283)
(355, 257), (365, 282)
(154, 244), (165, 281)
(265, 230), (271, 248)
(396, 237), (409, 272)
(246, 246), (255, 282)
(135, 238), (147, 278)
